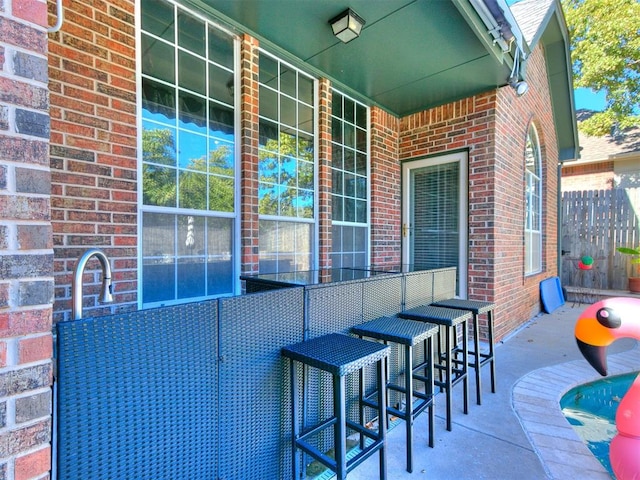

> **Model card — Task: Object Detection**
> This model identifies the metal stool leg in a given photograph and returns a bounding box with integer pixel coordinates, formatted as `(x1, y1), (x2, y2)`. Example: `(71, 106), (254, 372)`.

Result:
(488, 310), (496, 393)
(403, 344), (414, 472)
(445, 325), (453, 431)
(334, 374), (347, 480)
(472, 312), (482, 405)
(290, 359), (301, 480)
(377, 358), (387, 480)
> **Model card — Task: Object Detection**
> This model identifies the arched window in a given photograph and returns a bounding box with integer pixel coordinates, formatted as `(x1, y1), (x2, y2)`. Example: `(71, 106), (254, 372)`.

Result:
(524, 124), (542, 274)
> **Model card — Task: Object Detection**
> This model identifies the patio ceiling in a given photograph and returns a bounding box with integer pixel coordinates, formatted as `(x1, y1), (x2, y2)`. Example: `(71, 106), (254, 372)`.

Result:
(202, 0), (578, 159)
(204, 0), (520, 115)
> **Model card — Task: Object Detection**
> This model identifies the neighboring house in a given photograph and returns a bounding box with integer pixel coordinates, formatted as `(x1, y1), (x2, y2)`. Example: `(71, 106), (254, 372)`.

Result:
(0, 0), (577, 478)
(562, 109), (640, 192)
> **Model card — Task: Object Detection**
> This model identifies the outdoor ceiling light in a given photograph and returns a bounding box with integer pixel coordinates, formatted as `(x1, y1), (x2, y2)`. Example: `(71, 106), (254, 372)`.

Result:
(508, 49), (529, 97)
(329, 8), (365, 43)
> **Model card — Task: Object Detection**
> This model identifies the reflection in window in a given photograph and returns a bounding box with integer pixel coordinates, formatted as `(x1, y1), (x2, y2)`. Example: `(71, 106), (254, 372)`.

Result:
(525, 124), (542, 275)
(258, 51), (316, 273)
(140, 0), (236, 305)
(331, 90), (369, 269)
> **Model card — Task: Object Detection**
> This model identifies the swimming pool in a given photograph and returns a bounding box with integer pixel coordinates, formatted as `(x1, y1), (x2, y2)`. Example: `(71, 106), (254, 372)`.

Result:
(560, 371), (638, 477)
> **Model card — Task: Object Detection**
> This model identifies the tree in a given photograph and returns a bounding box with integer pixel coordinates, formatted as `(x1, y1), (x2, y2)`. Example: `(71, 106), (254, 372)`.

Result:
(563, 0), (640, 135)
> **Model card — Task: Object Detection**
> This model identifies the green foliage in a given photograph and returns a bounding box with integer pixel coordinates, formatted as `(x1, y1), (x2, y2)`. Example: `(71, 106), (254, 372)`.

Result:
(563, 0), (640, 135)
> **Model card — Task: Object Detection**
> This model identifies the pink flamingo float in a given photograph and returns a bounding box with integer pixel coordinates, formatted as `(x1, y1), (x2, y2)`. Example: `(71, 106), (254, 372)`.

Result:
(575, 297), (640, 479)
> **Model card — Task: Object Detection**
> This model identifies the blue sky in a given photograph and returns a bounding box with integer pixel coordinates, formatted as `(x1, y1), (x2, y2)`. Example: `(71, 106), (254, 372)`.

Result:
(574, 88), (607, 112)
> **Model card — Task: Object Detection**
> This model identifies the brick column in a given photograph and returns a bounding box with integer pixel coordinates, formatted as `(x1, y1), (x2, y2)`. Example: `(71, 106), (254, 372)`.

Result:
(317, 78), (332, 270)
(0, 1), (54, 479)
(239, 34), (260, 275)
(370, 107), (401, 266)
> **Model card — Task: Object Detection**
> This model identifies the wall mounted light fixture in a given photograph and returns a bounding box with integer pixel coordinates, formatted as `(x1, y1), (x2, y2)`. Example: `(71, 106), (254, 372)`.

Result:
(508, 49), (529, 97)
(329, 8), (365, 43)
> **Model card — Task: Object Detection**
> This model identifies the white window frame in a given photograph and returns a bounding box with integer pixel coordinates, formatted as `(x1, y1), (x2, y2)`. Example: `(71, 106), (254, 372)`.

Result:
(524, 124), (542, 275)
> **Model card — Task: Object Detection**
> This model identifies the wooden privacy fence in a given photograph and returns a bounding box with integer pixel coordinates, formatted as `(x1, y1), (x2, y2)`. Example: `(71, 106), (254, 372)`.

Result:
(561, 188), (640, 291)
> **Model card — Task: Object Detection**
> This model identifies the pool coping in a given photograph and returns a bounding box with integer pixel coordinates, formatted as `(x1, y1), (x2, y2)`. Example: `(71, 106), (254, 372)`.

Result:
(512, 343), (640, 479)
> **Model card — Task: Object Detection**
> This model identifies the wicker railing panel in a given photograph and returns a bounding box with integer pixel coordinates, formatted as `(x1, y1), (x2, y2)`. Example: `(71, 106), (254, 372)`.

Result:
(404, 270), (435, 309)
(218, 287), (304, 479)
(56, 301), (219, 480)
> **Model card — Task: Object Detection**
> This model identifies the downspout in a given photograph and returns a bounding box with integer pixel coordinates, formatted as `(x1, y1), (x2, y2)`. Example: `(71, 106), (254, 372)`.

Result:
(47, 0), (64, 33)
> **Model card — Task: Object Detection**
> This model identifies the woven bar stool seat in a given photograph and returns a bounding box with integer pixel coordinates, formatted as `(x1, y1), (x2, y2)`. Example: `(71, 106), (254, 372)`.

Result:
(282, 333), (389, 480)
(398, 305), (471, 431)
(432, 299), (496, 405)
(352, 316), (438, 473)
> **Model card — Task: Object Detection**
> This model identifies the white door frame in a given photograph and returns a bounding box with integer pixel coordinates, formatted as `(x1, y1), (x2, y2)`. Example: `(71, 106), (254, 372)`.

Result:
(401, 151), (468, 297)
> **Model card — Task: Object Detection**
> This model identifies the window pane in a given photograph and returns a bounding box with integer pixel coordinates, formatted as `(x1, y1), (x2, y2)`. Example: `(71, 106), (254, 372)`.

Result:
(143, 164), (176, 207)
(209, 64), (234, 106)
(178, 130), (206, 169)
(299, 75), (313, 105)
(209, 175), (234, 212)
(143, 122), (176, 166)
(259, 119), (279, 150)
(259, 86), (278, 121)
(178, 11), (205, 56)
(280, 67), (296, 98)
(178, 51), (206, 94)
(280, 95), (296, 128)
(141, 0), (174, 41)
(178, 91), (206, 131)
(208, 26), (234, 68)
(142, 78), (176, 123)
(141, 34), (175, 82)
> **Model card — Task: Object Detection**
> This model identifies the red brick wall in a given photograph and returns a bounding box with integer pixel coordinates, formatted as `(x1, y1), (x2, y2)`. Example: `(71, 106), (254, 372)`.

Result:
(398, 46), (560, 340)
(562, 161), (614, 191)
(493, 46), (560, 339)
(48, 0), (138, 321)
(239, 34), (260, 275)
(370, 107), (401, 266)
(317, 79), (332, 270)
(1, 1), (54, 478)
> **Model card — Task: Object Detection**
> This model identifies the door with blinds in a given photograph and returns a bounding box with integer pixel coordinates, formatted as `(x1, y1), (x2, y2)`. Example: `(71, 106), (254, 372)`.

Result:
(402, 151), (468, 296)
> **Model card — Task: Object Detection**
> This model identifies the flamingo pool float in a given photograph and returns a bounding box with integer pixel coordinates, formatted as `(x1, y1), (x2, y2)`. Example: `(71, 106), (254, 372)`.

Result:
(575, 297), (640, 480)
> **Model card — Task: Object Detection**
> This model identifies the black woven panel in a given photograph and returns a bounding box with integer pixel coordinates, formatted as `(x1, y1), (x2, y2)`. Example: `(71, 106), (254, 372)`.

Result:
(404, 270), (434, 309)
(218, 287), (304, 480)
(56, 300), (219, 480)
(362, 274), (403, 321)
(305, 282), (364, 337)
(432, 267), (457, 301)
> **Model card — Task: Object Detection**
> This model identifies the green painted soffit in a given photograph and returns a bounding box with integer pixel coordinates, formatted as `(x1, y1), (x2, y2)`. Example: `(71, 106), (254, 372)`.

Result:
(193, 0), (515, 115)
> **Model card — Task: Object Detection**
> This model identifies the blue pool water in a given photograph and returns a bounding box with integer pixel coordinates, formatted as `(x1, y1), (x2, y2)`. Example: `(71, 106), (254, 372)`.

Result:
(560, 372), (638, 477)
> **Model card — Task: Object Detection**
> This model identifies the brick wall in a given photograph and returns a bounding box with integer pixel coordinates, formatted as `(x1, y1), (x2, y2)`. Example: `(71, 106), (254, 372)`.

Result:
(493, 46), (560, 339)
(398, 46), (560, 341)
(561, 161), (614, 191)
(48, 0), (138, 322)
(370, 106), (401, 266)
(0, 0), (54, 478)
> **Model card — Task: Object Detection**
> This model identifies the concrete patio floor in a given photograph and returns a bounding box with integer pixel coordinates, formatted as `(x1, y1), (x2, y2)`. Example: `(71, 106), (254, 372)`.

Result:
(347, 302), (639, 479)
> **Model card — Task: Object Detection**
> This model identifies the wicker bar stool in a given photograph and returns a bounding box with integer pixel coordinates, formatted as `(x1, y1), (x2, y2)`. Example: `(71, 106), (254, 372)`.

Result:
(282, 333), (389, 480)
(398, 305), (471, 431)
(352, 316), (438, 473)
(432, 299), (496, 405)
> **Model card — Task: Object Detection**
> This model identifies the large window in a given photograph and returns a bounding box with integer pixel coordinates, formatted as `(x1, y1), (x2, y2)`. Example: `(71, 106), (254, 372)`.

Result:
(258, 52), (316, 274)
(525, 124), (542, 275)
(140, 0), (236, 306)
(330, 91), (369, 268)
